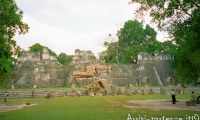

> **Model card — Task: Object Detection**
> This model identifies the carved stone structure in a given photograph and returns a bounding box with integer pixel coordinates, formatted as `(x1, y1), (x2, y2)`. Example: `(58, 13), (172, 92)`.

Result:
(17, 47), (57, 62)
(141, 77), (151, 86)
(13, 48), (178, 88)
(132, 52), (177, 86)
(138, 52), (174, 61)
(166, 77), (175, 86)
(11, 47), (68, 88)
(72, 49), (96, 64)
(42, 47), (57, 60)
(17, 51), (40, 62)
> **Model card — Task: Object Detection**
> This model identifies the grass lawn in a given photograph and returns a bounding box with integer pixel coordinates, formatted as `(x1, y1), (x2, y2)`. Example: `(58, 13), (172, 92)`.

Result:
(0, 94), (199, 120)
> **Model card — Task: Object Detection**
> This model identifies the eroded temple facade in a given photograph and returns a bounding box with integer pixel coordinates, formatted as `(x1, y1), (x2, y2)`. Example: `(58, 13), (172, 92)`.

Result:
(11, 48), (177, 89)
(17, 47), (57, 62)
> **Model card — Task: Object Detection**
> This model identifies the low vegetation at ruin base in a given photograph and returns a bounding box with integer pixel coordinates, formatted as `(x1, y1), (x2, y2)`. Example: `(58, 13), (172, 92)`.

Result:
(0, 94), (199, 120)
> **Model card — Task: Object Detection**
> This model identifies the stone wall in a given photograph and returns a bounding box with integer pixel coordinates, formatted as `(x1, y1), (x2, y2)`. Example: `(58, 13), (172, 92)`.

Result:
(17, 51), (40, 62)
(138, 52), (174, 61)
(72, 49), (96, 64)
(11, 60), (69, 88)
(0, 88), (199, 99)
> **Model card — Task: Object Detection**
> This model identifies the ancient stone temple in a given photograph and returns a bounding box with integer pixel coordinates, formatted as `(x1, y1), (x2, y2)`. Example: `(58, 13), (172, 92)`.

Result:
(72, 49), (96, 64)
(68, 49), (108, 87)
(17, 51), (41, 62)
(69, 51), (178, 88)
(42, 47), (57, 60)
(132, 52), (177, 86)
(12, 48), (178, 89)
(17, 47), (57, 62)
(11, 47), (68, 88)
(137, 52), (174, 61)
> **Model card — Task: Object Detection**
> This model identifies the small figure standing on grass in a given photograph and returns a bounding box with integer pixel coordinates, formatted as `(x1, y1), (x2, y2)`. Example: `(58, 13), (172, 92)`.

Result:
(4, 91), (9, 103)
(170, 89), (176, 104)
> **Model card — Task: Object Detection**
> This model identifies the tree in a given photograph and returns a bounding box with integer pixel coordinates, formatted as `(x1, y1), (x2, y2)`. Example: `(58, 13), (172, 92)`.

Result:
(100, 19), (164, 64)
(121, 44), (145, 64)
(117, 19), (163, 63)
(47, 48), (57, 57)
(117, 20), (146, 64)
(161, 40), (177, 54)
(57, 53), (73, 65)
(144, 24), (161, 54)
(0, 0), (29, 82)
(103, 34), (120, 64)
(118, 20), (145, 51)
(29, 43), (57, 58)
(29, 43), (43, 53)
(130, 0), (200, 83)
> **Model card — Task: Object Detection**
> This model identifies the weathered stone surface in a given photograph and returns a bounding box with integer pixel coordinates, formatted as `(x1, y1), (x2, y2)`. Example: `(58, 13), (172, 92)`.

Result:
(149, 89), (154, 94)
(0, 88), (200, 99)
(110, 85), (116, 96)
(160, 87), (166, 95)
(117, 88), (122, 95)
(141, 89), (144, 95)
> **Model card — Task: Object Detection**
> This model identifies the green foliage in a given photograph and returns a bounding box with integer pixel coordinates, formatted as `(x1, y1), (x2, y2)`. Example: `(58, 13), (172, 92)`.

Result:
(101, 19), (175, 64)
(29, 43), (43, 53)
(161, 41), (177, 54)
(0, 0), (29, 81)
(57, 53), (73, 65)
(29, 43), (57, 58)
(47, 48), (57, 57)
(118, 20), (145, 50)
(130, 0), (200, 84)
(0, 58), (13, 80)
(172, 9), (200, 83)
(118, 20), (171, 63)
(101, 34), (120, 64)
(89, 56), (96, 60)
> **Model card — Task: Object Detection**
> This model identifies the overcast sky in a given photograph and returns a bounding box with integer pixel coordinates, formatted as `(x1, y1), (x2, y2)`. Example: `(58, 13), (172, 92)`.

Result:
(14, 0), (165, 57)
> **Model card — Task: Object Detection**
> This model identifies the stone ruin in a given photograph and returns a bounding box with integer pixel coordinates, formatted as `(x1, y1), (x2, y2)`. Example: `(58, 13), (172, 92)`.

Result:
(131, 52), (178, 86)
(10, 47), (179, 89)
(10, 47), (68, 88)
(68, 51), (178, 89)
(17, 47), (57, 62)
(72, 49), (96, 64)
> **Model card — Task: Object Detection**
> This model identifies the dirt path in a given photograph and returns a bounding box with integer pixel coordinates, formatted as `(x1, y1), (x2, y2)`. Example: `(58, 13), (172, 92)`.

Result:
(0, 103), (37, 112)
(124, 99), (200, 111)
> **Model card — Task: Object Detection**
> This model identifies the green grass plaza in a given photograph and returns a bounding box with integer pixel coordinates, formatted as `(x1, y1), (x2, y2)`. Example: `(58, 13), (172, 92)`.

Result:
(0, 87), (199, 120)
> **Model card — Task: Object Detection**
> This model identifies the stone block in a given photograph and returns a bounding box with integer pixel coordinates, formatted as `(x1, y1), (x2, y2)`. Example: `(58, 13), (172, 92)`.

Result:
(186, 100), (197, 106)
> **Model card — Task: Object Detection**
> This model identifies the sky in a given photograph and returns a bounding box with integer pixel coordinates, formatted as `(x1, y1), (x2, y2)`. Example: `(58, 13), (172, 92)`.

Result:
(14, 0), (165, 57)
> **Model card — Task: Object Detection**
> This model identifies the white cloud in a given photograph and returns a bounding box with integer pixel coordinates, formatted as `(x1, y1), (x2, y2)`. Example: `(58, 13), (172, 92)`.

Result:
(14, 14), (108, 56)
(14, 0), (166, 57)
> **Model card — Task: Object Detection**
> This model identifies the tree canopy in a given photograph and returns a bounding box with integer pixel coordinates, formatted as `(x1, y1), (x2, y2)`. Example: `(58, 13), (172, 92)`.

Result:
(102, 34), (120, 64)
(29, 43), (73, 65)
(0, 0), (29, 82)
(118, 20), (159, 63)
(100, 19), (176, 64)
(29, 43), (57, 61)
(29, 43), (43, 53)
(130, 0), (200, 83)
(57, 53), (73, 65)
